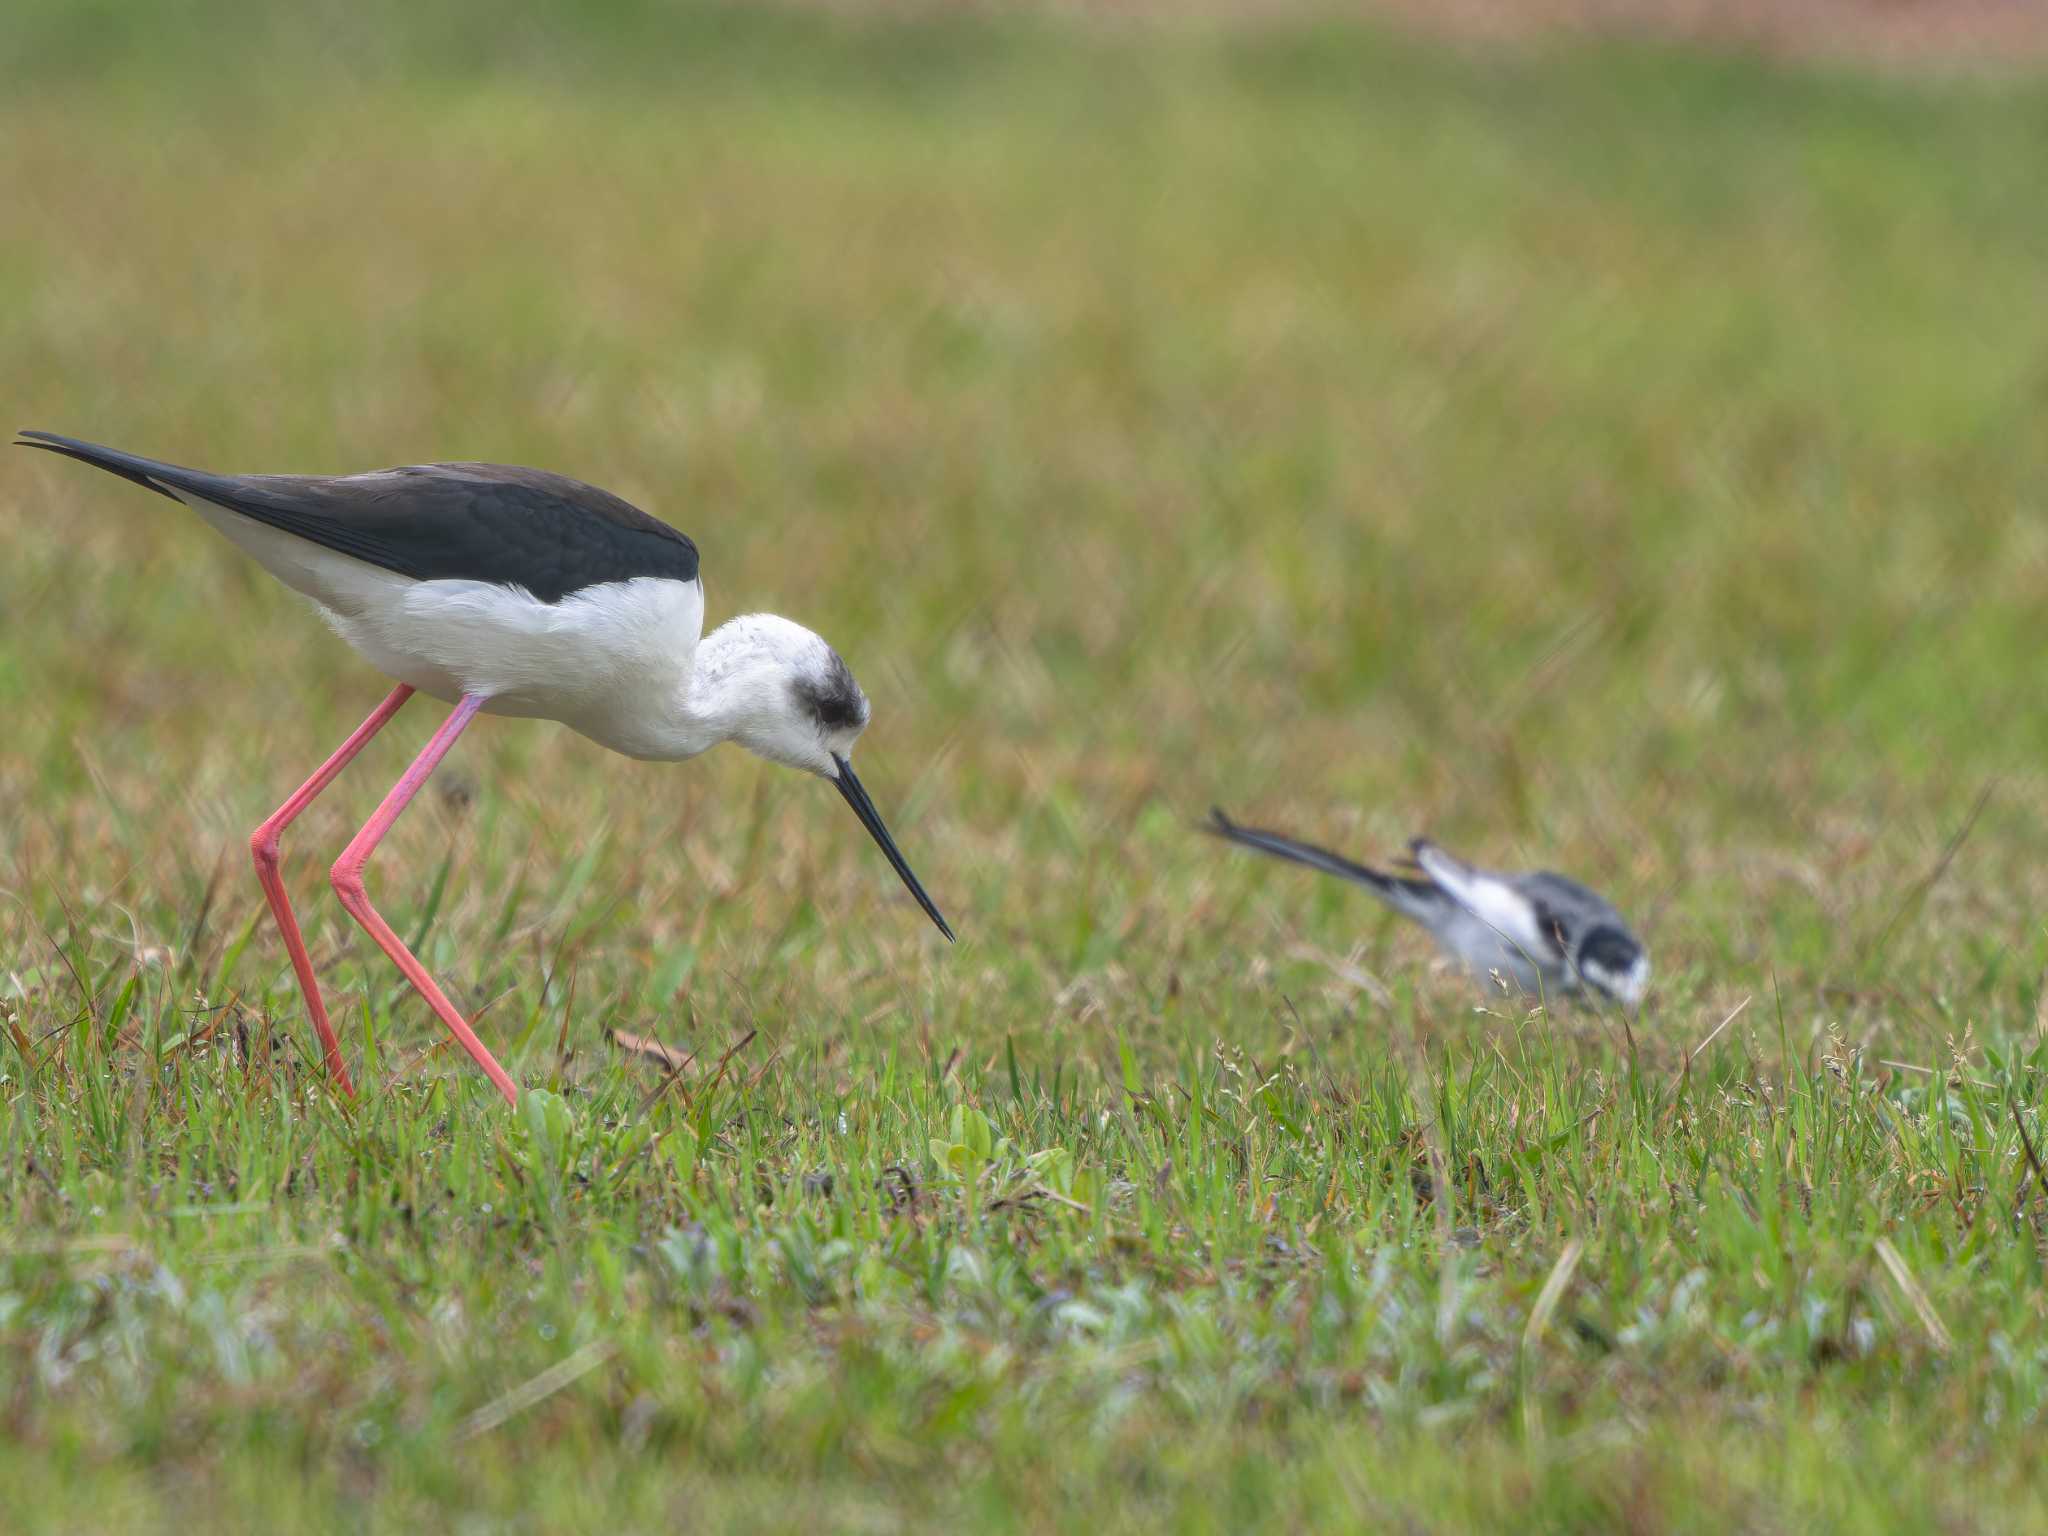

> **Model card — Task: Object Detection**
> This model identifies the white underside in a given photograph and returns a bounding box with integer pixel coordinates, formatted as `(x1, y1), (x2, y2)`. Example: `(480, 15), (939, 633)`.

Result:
(1427, 907), (1562, 994)
(177, 491), (709, 760)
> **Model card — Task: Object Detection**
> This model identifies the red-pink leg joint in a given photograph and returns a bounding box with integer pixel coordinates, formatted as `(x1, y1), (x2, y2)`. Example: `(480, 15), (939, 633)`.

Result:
(247, 684), (415, 1094)
(329, 693), (518, 1106)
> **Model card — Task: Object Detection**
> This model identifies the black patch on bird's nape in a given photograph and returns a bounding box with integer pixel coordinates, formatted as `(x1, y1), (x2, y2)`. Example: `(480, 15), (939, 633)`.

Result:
(793, 649), (869, 732)
(1577, 925), (1640, 974)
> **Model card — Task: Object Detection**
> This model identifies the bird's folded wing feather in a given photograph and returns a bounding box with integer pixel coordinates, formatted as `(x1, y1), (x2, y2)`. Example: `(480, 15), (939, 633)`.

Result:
(17, 431), (699, 604)
(1411, 841), (1562, 961)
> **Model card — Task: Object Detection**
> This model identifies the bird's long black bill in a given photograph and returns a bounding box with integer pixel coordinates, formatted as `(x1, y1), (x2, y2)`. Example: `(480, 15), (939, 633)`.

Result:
(834, 756), (954, 942)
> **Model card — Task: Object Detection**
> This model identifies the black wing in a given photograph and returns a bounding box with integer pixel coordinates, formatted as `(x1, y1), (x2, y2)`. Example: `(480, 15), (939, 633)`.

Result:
(16, 430), (700, 604)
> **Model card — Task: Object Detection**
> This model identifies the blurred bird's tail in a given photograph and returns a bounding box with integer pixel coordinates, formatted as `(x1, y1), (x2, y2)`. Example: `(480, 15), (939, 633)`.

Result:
(1206, 808), (1446, 921)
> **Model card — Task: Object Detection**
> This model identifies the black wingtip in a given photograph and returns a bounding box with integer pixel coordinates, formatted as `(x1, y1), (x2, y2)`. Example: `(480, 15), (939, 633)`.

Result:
(14, 430), (181, 502)
(1206, 805), (1238, 835)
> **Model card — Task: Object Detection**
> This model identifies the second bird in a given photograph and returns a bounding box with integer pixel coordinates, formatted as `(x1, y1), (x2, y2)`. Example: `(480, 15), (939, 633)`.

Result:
(1208, 809), (1649, 1008)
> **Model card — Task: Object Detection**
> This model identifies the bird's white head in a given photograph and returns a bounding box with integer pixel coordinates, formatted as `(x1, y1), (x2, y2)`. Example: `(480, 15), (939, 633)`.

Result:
(696, 613), (873, 777)
(1574, 925), (1649, 1010)
(692, 613), (952, 941)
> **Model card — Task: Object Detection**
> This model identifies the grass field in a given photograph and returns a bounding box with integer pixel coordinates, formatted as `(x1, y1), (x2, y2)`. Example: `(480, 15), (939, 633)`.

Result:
(8, 3), (2048, 1529)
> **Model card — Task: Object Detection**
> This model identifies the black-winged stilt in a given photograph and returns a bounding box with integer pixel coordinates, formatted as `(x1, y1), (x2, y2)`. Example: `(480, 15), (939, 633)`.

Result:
(18, 430), (953, 1106)
(1207, 809), (1647, 1006)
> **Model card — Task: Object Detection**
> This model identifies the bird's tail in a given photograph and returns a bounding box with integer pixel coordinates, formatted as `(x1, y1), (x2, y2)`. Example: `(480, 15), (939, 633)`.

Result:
(1206, 808), (1445, 920)
(14, 430), (223, 504)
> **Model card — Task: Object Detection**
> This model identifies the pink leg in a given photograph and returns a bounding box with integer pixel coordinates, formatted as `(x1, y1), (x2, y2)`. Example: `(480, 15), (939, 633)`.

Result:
(249, 684), (416, 1094)
(329, 693), (518, 1106)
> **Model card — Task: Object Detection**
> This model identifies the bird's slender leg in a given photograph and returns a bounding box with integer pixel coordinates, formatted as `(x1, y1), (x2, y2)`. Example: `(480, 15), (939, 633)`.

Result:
(248, 683), (416, 1094)
(329, 693), (518, 1106)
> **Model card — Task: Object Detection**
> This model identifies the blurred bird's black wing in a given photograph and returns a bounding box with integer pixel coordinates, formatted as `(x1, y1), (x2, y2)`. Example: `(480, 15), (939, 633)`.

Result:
(16, 430), (699, 603)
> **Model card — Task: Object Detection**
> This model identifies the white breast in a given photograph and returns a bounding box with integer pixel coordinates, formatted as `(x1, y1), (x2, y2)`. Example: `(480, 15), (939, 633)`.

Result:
(1427, 908), (1557, 993)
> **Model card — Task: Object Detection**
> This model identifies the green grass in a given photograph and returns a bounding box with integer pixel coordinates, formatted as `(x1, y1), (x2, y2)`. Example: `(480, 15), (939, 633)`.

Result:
(8, 3), (2048, 1529)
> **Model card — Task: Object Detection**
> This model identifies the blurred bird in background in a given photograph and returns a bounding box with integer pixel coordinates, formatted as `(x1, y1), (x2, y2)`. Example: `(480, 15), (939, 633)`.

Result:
(1208, 808), (1649, 1007)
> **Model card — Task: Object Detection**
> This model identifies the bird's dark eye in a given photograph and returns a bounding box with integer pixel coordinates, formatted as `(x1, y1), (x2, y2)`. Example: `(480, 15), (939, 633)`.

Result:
(790, 666), (867, 732)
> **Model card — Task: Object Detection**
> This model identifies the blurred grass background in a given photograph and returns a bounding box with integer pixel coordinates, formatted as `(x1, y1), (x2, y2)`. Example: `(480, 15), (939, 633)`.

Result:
(10, 0), (2048, 1006)
(7, 2), (2048, 1529)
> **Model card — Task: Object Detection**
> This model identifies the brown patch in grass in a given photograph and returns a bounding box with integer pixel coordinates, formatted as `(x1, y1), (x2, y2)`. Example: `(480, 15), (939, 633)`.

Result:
(805, 0), (2048, 69)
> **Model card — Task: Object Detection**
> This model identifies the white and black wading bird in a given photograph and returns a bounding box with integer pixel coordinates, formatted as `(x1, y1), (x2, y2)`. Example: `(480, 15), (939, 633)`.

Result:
(1208, 809), (1648, 1007)
(18, 430), (954, 1106)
